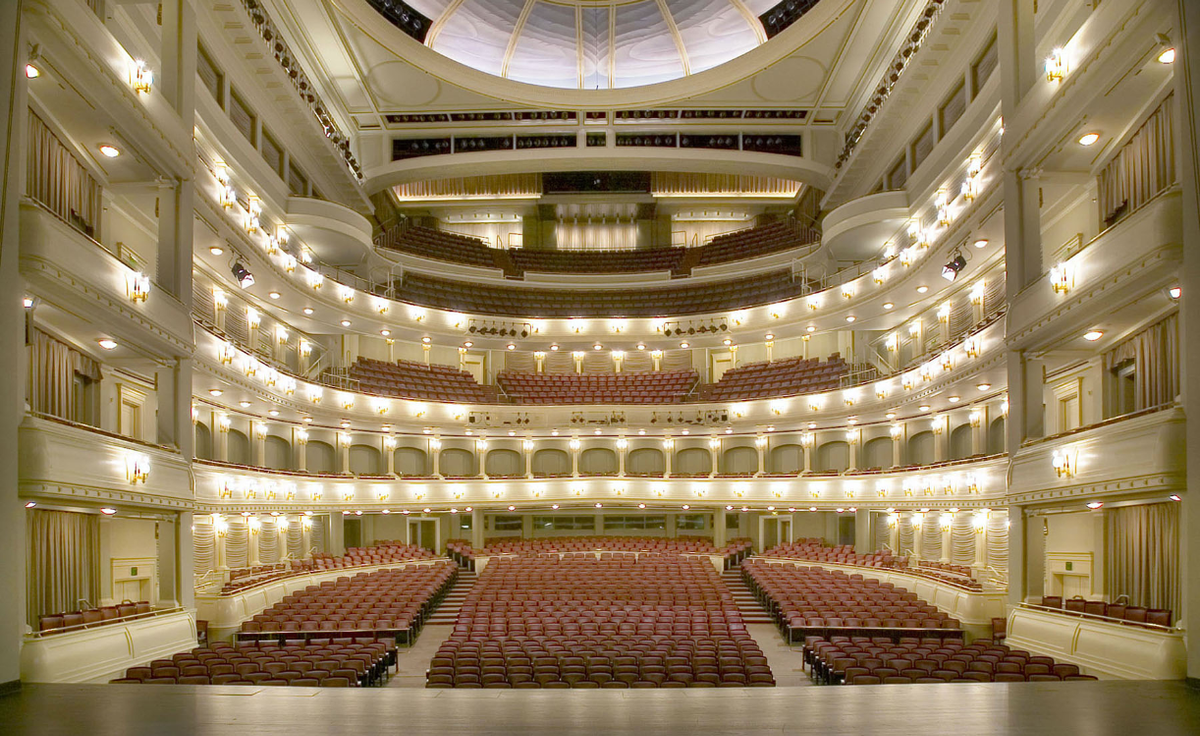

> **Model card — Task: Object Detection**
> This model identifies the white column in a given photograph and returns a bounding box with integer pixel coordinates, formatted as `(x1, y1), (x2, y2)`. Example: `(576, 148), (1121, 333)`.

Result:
(247, 521), (261, 566)
(295, 432), (307, 472)
(385, 439), (396, 475)
(471, 508), (484, 549)
(663, 441), (673, 478)
(974, 515), (988, 569)
(854, 508), (870, 555)
(328, 514), (345, 557)
(432, 440), (442, 478)
(1008, 505), (1026, 608)
(712, 509), (727, 548)
(523, 441), (533, 478)
(252, 424), (265, 467)
(177, 512), (194, 609)
(755, 436), (766, 477)
(911, 516), (923, 560)
(570, 440), (580, 477)
(891, 426), (903, 467)
(941, 519), (952, 564)
(339, 435), (350, 474)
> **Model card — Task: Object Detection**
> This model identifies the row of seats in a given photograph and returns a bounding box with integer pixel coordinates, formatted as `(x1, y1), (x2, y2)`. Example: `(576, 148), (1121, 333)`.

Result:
(375, 226), (500, 269)
(509, 248), (685, 274)
(742, 560), (961, 644)
(238, 563), (456, 642)
(497, 369), (698, 404)
(37, 601), (153, 634)
(1038, 596), (1173, 627)
(695, 221), (819, 267)
(429, 554), (774, 688)
(217, 542), (436, 594)
(759, 540), (985, 591)
(111, 638), (395, 688)
(701, 355), (847, 402)
(348, 357), (497, 404)
(805, 636), (1097, 685)
(397, 270), (809, 318)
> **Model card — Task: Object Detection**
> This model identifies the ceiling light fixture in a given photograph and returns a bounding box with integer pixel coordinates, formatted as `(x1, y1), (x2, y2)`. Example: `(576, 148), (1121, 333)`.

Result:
(977, 383), (991, 391)
(268, 291), (280, 299)
(210, 246), (224, 256)
(973, 239), (988, 249)
(1078, 132), (1100, 146)
(302, 307), (314, 315)
(97, 338), (118, 350)
(1158, 48), (1176, 64)
(1083, 330), (1104, 341)
(100, 507), (117, 515)
(25, 64), (39, 78)
(340, 319), (351, 327)
(98, 144), (120, 158)
(916, 285), (929, 294)
(882, 302), (894, 310)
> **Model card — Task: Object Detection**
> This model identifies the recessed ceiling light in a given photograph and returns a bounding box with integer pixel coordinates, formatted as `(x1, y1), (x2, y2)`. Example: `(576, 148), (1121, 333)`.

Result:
(765, 333), (774, 340)
(303, 416), (312, 423)
(845, 316), (856, 323)
(680, 342), (689, 348)
(238, 400), (252, 408)
(593, 343), (603, 350)
(421, 336), (431, 344)
(1169, 286), (1181, 299)
(463, 341), (473, 348)
(340, 319), (351, 327)
(1169, 494), (1182, 502)
(918, 405), (931, 412)
(268, 410), (279, 417)
(208, 388), (223, 396)
(380, 329), (390, 337)
(100, 507), (118, 515)
(916, 285), (929, 294)
(98, 144), (120, 158)
(973, 239), (988, 249)
(268, 291), (281, 299)
(549, 344), (559, 351)
(1086, 501), (1103, 510)
(303, 308), (314, 315)
(22, 297), (33, 308)
(24, 501), (36, 508)
(1083, 330), (1104, 341)
(1158, 48), (1176, 64)
(1078, 132), (1100, 146)
(882, 302), (894, 310)
(885, 412), (896, 420)
(507, 344), (515, 350)
(806, 326), (815, 333)
(209, 246), (224, 256)
(948, 396), (960, 403)
(97, 338), (118, 350)
(25, 64), (39, 78)
(977, 383), (991, 391)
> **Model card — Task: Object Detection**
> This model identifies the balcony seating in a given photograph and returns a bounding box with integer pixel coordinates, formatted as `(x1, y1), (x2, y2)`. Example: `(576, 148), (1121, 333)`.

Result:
(397, 270), (808, 318)
(1037, 596), (1174, 628)
(375, 226), (499, 269)
(693, 222), (819, 267)
(429, 554), (774, 688)
(742, 559), (963, 645)
(348, 357), (497, 404)
(759, 539), (983, 591)
(497, 369), (698, 405)
(804, 635), (1097, 684)
(37, 601), (153, 634)
(446, 536), (752, 562)
(510, 248), (685, 274)
(701, 355), (848, 402)
(111, 638), (397, 687)
(216, 543), (436, 594)
(238, 562), (457, 645)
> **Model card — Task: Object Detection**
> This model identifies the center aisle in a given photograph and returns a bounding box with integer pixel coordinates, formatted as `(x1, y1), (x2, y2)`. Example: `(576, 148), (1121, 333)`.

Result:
(389, 568), (477, 688)
(721, 567), (811, 687)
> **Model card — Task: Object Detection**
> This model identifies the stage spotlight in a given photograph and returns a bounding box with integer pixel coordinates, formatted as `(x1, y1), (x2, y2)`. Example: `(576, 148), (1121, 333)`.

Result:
(941, 253), (967, 281)
(231, 261), (255, 288)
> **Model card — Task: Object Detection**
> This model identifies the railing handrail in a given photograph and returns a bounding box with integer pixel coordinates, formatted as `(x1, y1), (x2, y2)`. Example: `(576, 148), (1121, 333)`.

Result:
(28, 606), (186, 638)
(1016, 602), (1182, 633)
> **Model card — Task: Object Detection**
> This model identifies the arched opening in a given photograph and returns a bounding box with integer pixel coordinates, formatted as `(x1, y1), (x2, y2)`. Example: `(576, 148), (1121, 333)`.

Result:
(769, 444), (802, 474)
(394, 447), (429, 476)
(863, 437), (892, 470)
(349, 444), (382, 475)
(579, 447), (618, 475)
(627, 447), (664, 475)
(815, 441), (849, 473)
(227, 429), (251, 466)
(950, 424), (974, 460)
(440, 447), (476, 477)
(532, 448), (570, 476)
(194, 423), (212, 461)
(988, 417), (1006, 455)
(722, 446), (758, 474)
(674, 447), (712, 475)
(306, 441), (336, 474)
(486, 448), (523, 476)
(908, 431), (935, 466)
(264, 435), (291, 470)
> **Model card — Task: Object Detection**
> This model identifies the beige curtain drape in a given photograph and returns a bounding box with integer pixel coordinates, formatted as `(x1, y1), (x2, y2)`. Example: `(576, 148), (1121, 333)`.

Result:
(1107, 503), (1179, 617)
(258, 521), (280, 564)
(287, 518), (304, 558)
(27, 329), (103, 420)
(26, 111), (102, 236)
(1098, 94), (1176, 223)
(921, 521), (942, 561)
(951, 515), (976, 566)
(311, 517), (326, 555)
(1102, 313), (1179, 409)
(193, 520), (216, 577)
(898, 516), (915, 557)
(225, 520), (249, 568)
(26, 510), (100, 624)
(873, 514), (891, 552)
(985, 511), (1009, 574)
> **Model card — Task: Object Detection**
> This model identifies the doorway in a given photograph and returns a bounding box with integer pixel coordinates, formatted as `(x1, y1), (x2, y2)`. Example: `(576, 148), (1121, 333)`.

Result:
(409, 518), (439, 552)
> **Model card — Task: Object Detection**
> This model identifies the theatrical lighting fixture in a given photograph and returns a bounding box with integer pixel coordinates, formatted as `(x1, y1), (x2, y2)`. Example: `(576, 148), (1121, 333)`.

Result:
(941, 253), (967, 281)
(231, 261), (254, 288)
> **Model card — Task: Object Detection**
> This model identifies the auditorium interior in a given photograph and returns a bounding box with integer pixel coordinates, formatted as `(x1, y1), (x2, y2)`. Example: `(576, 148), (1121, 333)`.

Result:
(1, 0), (1200, 732)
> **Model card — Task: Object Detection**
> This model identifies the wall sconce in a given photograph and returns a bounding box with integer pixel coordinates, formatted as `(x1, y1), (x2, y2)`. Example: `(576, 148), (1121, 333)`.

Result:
(931, 415), (947, 434)
(311, 489), (323, 501)
(1052, 448), (1077, 478)
(1045, 47), (1068, 82)
(972, 509), (988, 530)
(755, 436), (768, 449)
(841, 286), (855, 300)
(889, 424), (903, 439)
(339, 394), (354, 410)
(937, 302), (952, 323)
(708, 437), (721, 450)
(372, 398), (389, 416)
(843, 390), (858, 407)
(280, 376), (296, 396)
(966, 474), (981, 494)
(125, 272), (151, 303)
(265, 487), (277, 501)
(569, 438), (582, 452)
(338, 432), (351, 449)
(800, 432), (814, 448)
(476, 438), (489, 452)
(218, 414), (231, 432)
(338, 285), (354, 305)
(383, 436), (397, 450)
(615, 438), (627, 451)
(305, 269), (324, 291)
(965, 336), (982, 358)
(254, 422), (267, 440)
(873, 266), (887, 285)
(125, 453), (150, 484)
(520, 439), (535, 453)
(661, 438), (674, 451)
(845, 429), (859, 444)
(429, 437), (442, 451)
(1050, 263), (1073, 294)
(969, 410), (983, 428)
(911, 512), (924, 527)
(341, 490), (355, 502)
(244, 486), (257, 500)
(376, 490), (391, 502)
(908, 218), (929, 248)
(244, 197), (261, 235)
(940, 352), (954, 372)
(217, 341), (236, 366)
(939, 513), (953, 531)
(936, 189), (952, 227)
(970, 280), (986, 305)
(900, 246), (916, 267)
(962, 154), (983, 201)
(808, 398), (822, 413)
(246, 516), (261, 534)
(130, 58), (153, 93)
(272, 324), (289, 345)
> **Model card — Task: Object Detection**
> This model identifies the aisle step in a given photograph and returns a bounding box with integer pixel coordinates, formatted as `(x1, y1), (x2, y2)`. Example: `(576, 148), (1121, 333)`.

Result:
(424, 569), (477, 625)
(721, 569), (775, 625)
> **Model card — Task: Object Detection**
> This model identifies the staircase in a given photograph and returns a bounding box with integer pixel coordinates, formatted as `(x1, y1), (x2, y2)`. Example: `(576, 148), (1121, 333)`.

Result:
(722, 568), (775, 625)
(425, 569), (476, 625)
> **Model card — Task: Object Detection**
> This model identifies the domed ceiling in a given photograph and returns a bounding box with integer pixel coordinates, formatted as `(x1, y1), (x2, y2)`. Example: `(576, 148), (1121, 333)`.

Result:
(405, 0), (783, 89)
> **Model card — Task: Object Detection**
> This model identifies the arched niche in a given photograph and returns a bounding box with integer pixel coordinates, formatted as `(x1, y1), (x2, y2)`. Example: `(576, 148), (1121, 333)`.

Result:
(440, 447), (476, 477)
(627, 447), (664, 475)
(532, 448), (570, 476)
(264, 436), (291, 470)
(950, 424), (974, 460)
(194, 423), (212, 461)
(863, 437), (892, 470)
(306, 440), (336, 474)
(769, 444), (802, 474)
(394, 447), (429, 476)
(722, 446), (758, 474)
(486, 448), (523, 476)
(908, 431), (935, 466)
(674, 447), (712, 475)
(988, 417), (1006, 455)
(815, 441), (849, 473)
(579, 447), (618, 475)
(227, 429), (251, 466)
(350, 444), (382, 475)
